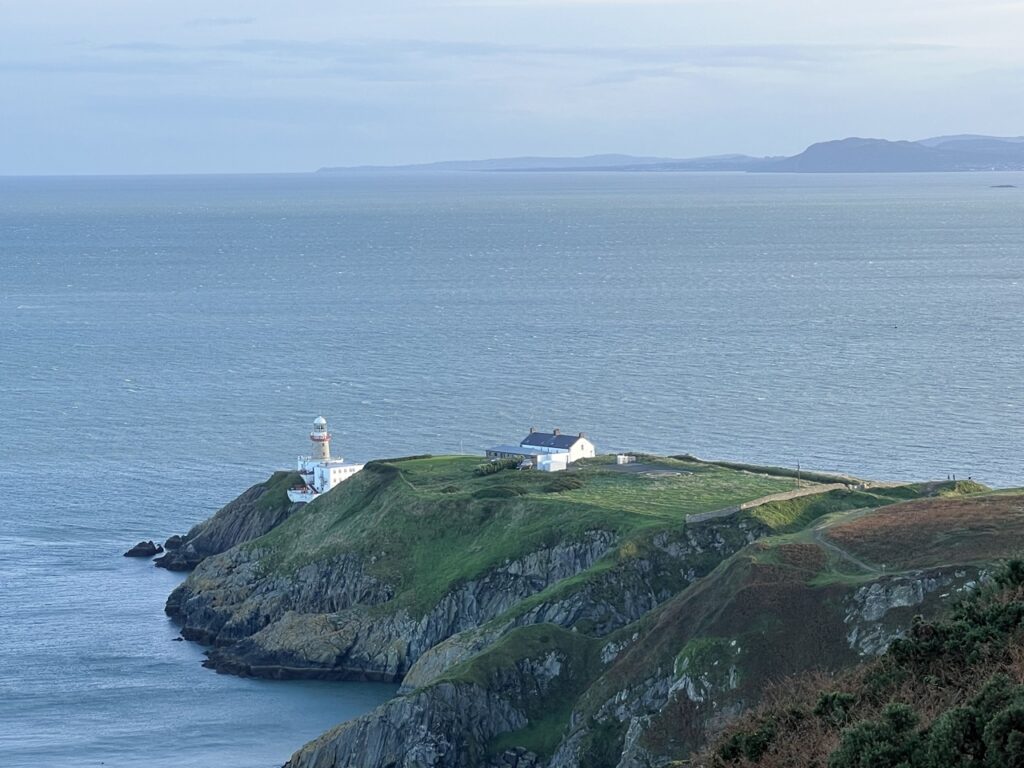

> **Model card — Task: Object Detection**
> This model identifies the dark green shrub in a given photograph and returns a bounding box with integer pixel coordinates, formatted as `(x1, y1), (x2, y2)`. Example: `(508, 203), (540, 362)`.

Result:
(982, 703), (1024, 768)
(474, 457), (521, 476)
(924, 707), (983, 768)
(829, 704), (922, 768)
(718, 722), (777, 762)
(362, 461), (401, 477)
(972, 675), (1018, 719)
(546, 475), (584, 493)
(814, 691), (857, 727)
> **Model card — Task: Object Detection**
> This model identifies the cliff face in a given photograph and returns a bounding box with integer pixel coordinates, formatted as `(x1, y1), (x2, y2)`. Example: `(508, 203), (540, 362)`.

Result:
(164, 455), (1019, 768)
(543, 565), (980, 768)
(399, 522), (764, 692)
(169, 531), (617, 680)
(285, 681), (527, 768)
(156, 471), (301, 571)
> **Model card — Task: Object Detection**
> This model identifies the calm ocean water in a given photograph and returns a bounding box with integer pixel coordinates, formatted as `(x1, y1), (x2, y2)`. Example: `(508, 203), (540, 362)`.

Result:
(1, 171), (1023, 767)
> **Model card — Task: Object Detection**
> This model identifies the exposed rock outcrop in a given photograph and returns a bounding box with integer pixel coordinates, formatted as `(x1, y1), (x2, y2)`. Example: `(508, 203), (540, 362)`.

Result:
(169, 531), (617, 681)
(155, 471), (300, 571)
(401, 519), (765, 691)
(285, 633), (581, 768)
(285, 682), (526, 768)
(124, 540), (163, 557)
(843, 570), (980, 656)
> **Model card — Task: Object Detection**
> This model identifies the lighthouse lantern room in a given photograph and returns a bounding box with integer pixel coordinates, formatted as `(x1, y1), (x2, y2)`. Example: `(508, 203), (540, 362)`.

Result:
(287, 416), (365, 504)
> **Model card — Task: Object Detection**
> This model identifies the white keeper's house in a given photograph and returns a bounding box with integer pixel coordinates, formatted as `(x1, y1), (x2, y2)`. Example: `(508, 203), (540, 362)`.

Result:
(485, 428), (596, 472)
(287, 416), (364, 503)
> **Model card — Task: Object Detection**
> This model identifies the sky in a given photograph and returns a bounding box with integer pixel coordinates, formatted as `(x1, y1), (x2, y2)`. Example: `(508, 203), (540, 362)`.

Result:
(2, 0), (1023, 174)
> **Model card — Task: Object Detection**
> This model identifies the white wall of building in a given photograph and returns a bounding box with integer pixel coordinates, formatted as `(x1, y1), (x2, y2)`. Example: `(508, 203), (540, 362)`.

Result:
(568, 438), (596, 462)
(537, 453), (570, 472)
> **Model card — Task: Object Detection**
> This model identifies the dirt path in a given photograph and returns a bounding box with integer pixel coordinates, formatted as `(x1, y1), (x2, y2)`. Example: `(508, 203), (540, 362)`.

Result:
(811, 523), (881, 574)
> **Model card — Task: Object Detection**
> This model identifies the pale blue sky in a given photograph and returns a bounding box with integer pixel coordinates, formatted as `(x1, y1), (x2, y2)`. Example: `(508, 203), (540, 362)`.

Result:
(2, 0), (1023, 174)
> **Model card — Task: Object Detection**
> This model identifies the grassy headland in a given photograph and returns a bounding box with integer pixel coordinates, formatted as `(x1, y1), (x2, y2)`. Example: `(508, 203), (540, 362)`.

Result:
(174, 452), (1021, 768)
(251, 454), (807, 614)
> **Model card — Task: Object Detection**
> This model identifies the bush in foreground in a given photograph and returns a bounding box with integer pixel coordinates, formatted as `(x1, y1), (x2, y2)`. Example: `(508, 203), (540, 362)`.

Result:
(701, 560), (1024, 768)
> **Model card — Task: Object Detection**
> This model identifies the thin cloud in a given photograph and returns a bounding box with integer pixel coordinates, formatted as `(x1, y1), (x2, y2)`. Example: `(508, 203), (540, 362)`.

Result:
(185, 17), (256, 28)
(157, 37), (956, 69)
(0, 55), (231, 75)
(585, 66), (697, 86)
(0, 37), (955, 83)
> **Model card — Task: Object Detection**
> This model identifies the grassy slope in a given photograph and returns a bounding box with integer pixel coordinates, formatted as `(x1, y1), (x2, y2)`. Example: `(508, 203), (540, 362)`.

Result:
(740, 484), (926, 534)
(257, 470), (303, 511)
(822, 489), (1024, 571)
(699, 546), (1024, 768)
(378, 475), (942, 757)
(553, 487), (1024, 764)
(242, 460), (1004, 764)
(249, 455), (800, 615)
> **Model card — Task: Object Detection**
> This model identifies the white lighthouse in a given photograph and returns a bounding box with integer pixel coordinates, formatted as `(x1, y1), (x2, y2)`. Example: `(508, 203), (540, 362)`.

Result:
(287, 416), (365, 504)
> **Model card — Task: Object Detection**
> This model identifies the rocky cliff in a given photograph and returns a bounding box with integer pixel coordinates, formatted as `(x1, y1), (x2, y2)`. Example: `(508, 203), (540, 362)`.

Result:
(163, 455), (1019, 767)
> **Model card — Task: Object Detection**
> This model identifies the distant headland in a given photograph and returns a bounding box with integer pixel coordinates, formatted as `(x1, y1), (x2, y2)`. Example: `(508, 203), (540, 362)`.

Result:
(318, 134), (1024, 174)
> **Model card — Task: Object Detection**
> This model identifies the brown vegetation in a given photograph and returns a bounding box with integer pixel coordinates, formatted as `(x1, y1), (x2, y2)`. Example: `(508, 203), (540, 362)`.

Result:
(694, 575), (1024, 768)
(823, 495), (1024, 570)
(774, 542), (828, 572)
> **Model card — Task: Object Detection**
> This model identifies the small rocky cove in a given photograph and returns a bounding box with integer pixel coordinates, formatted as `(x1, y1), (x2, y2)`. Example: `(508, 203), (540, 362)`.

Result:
(148, 458), (1009, 767)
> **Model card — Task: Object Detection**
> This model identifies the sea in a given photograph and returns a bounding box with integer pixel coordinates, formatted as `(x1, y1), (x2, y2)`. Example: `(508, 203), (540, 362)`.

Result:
(1, 171), (1023, 767)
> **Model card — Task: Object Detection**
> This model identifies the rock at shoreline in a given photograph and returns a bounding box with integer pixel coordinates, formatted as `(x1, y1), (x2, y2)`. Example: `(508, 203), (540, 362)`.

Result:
(124, 541), (163, 558)
(154, 470), (301, 572)
(153, 550), (196, 571)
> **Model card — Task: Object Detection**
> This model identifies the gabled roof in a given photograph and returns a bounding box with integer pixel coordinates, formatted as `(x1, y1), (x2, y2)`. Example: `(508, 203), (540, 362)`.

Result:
(520, 432), (586, 450)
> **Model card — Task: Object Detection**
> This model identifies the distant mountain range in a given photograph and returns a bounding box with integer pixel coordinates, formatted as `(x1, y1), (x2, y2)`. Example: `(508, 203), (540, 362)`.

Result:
(318, 134), (1024, 173)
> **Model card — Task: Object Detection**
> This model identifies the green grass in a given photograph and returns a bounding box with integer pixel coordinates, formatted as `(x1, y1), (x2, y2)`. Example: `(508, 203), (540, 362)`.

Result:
(742, 485), (924, 534)
(673, 636), (741, 680)
(936, 479), (990, 496)
(248, 455), (809, 616)
(255, 470), (302, 512)
(671, 455), (861, 485)
(444, 622), (599, 688)
(562, 458), (795, 521)
(976, 486), (1024, 497)
(489, 701), (577, 757)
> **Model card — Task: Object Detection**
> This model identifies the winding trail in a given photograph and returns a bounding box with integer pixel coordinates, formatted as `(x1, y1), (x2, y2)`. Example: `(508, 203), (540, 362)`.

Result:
(811, 521), (882, 575)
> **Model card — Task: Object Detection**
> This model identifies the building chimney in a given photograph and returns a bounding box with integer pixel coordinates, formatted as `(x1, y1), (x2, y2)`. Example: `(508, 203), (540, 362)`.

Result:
(579, 432), (585, 438)
(529, 426), (536, 433)
(553, 428), (560, 436)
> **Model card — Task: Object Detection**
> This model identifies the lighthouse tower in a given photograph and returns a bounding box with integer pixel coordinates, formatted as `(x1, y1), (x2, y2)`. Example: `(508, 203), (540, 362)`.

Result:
(288, 415), (365, 504)
(310, 416), (331, 460)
